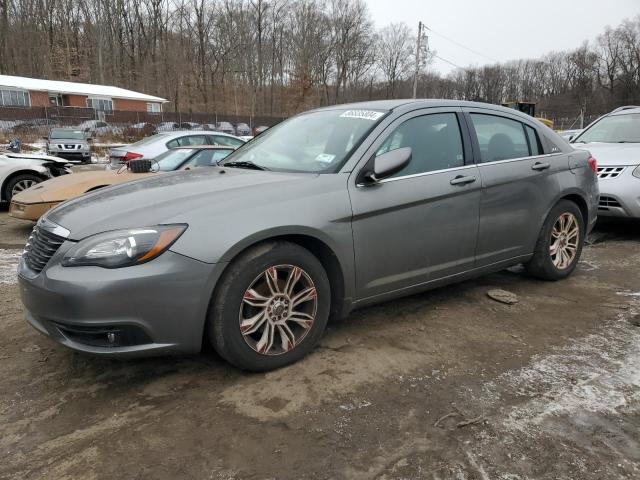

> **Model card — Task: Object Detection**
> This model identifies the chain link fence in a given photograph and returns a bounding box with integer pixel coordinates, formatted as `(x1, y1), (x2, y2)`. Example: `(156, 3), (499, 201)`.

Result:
(0, 106), (284, 143)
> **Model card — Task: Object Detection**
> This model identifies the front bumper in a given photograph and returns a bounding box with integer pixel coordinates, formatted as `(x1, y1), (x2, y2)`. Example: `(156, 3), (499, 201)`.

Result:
(18, 245), (223, 357)
(49, 151), (91, 162)
(597, 168), (640, 218)
(9, 201), (60, 221)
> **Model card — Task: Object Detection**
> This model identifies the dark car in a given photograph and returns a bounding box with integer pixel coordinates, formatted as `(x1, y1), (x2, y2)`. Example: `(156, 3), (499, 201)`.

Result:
(18, 100), (598, 372)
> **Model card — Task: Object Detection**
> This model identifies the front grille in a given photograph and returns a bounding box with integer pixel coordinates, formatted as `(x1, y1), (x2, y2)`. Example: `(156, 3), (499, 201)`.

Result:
(597, 166), (625, 179)
(598, 195), (622, 210)
(23, 225), (66, 273)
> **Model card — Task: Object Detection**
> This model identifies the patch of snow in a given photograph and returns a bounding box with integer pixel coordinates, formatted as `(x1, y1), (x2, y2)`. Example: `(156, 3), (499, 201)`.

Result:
(0, 249), (21, 285)
(492, 304), (640, 433)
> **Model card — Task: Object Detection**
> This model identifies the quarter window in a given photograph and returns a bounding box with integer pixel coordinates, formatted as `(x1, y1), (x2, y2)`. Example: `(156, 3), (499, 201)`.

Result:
(525, 125), (543, 156)
(470, 114), (530, 162)
(376, 113), (465, 177)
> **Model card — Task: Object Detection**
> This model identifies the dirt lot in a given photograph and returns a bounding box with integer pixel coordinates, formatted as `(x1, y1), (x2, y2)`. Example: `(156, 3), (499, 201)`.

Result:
(0, 207), (639, 480)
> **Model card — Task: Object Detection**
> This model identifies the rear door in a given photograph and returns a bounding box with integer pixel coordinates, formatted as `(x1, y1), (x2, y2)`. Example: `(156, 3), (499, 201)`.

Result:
(464, 109), (565, 266)
(349, 108), (481, 300)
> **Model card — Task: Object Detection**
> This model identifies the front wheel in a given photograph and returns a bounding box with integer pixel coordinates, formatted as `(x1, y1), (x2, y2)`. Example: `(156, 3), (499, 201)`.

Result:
(208, 241), (330, 371)
(526, 200), (585, 280)
(5, 174), (42, 202)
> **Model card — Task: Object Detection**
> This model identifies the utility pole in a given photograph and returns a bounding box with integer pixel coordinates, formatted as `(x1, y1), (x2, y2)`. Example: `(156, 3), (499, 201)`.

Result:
(412, 21), (423, 99)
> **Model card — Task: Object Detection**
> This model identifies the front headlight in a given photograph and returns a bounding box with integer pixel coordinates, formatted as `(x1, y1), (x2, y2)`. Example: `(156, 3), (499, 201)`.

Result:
(62, 224), (187, 268)
(633, 165), (640, 179)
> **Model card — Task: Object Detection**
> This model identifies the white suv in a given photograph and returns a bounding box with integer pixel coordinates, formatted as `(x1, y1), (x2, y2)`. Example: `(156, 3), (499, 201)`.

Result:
(572, 106), (640, 218)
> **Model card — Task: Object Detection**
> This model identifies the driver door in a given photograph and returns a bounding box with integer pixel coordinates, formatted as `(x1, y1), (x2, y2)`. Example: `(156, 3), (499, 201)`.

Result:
(349, 108), (481, 301)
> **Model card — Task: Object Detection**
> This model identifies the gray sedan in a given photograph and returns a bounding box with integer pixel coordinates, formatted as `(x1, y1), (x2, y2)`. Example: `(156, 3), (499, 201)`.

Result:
(18, 100), (598, 371)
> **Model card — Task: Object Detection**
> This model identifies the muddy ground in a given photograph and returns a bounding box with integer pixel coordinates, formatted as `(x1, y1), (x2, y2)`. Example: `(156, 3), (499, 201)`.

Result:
(0, 207), (639, 480)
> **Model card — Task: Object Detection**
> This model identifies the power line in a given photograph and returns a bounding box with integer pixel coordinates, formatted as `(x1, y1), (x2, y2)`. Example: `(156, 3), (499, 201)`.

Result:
(434, 55), (464, 70)
(424, 25), (499, 64)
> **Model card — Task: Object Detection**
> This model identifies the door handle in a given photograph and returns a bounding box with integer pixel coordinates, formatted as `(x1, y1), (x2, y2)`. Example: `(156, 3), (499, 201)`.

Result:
(450, 175), (477, 186)
(531, 162), (550, 171)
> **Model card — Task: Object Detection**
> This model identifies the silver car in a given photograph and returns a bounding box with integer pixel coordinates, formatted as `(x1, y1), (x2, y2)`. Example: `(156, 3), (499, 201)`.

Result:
(572, 106), (640, 218)
(18, 100), (598, 371)
(108, 130), (245, 168)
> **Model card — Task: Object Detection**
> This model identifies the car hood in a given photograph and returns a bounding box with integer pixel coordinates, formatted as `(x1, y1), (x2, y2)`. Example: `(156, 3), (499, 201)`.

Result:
(3, 153), (71, 165)
(49, 138), (88, 144)
(12, 169), (155, 203)
(47, 168), (316, 240)
(572, 143), (640, 166)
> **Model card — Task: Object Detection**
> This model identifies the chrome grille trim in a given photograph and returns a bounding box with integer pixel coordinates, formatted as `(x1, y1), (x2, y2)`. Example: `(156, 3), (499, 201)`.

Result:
(23, 219), (69, 273)
(597, 166), (625, 179)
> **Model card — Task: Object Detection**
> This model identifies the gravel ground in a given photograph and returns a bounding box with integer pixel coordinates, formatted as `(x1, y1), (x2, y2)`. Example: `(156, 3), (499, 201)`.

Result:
(0, 208), (638, 480)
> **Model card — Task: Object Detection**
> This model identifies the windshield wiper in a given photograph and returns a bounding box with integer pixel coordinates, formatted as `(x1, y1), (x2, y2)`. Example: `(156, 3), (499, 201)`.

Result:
(222, 160), (269, 171)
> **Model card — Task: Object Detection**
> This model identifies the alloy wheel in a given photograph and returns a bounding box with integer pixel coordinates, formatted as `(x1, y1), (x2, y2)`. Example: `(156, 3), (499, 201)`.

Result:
(11, 179), (38, 197)
(549, 212), (580, 270)
(239, 264), (318, 356)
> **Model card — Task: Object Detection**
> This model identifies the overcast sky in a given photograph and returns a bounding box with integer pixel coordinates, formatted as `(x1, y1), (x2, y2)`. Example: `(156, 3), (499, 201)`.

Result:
(366, 0), (639, 74)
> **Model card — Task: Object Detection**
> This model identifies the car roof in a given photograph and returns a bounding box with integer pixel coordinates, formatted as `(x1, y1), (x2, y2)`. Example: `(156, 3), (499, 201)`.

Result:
(308, 99), (540, 122)
(158, 130), (240, 139)
(610, 106), (640, 116)
(172, 145), (236, 150)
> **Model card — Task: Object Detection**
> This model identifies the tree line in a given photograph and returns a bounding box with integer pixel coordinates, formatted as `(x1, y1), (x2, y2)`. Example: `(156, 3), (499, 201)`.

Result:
(0, 0), (639, 125)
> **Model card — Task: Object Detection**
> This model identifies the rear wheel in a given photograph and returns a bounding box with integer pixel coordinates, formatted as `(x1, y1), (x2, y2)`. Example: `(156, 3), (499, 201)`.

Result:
(208, 241), (330, 371)
(5, 174), (42, 201)
(526, 200), (584, 280)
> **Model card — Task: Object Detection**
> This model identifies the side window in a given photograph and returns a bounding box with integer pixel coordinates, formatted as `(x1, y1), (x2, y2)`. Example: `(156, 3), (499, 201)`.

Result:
(212, 135), (244, 147)
(183, 135), (208, 146)
(171, 135), (208, 148)
(470, 114), (529, 162)
(376, 113), (465, 178)
(525, 125), (543, 156)
(186, 150), (217, 167)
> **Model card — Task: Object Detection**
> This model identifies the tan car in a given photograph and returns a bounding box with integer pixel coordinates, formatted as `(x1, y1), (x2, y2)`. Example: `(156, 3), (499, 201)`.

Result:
(9, 145), (235, 221)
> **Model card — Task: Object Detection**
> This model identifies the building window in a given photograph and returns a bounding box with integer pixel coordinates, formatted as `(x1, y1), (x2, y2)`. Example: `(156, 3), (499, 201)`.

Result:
(147, 102), (161, 113)
(0, 89), (30, 107)
(86, 97), (113, 113)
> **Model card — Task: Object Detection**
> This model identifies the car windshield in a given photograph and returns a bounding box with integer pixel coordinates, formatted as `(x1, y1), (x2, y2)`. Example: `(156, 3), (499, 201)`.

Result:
(154, 148), (195, 171)
(50, 129), (85, 140)
(574, 113), (640, 143)
(220, 109), (387, 173)
(129, 133), (169, 147)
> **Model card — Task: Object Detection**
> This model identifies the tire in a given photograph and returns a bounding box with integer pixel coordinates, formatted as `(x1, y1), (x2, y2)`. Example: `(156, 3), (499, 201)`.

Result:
(208, 241), (331, 371)
(4, 174), (42, 202)
(526, 200), (585, 281)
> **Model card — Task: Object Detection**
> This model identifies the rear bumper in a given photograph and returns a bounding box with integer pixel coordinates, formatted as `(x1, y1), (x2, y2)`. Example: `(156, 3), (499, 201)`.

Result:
(9, 201), (60, 221)
(18, 247), (224, 357)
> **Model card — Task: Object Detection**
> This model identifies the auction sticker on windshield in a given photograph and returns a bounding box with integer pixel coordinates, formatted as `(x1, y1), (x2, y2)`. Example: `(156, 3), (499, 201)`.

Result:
(340, 110), (385, 121)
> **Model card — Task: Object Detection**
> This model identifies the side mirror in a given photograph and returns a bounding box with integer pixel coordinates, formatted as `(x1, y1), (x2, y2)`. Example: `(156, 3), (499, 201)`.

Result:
(361, 147), (412, 184)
